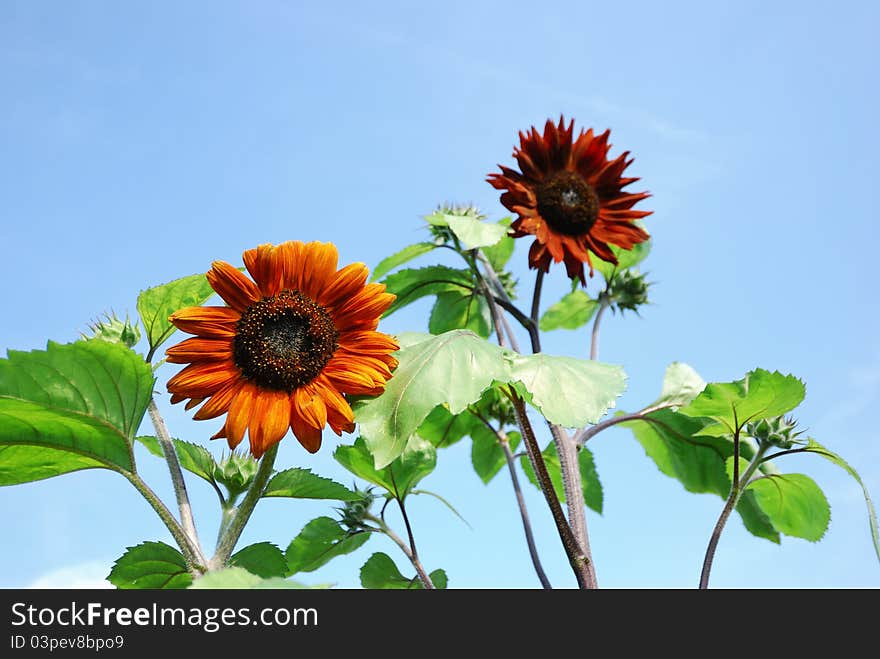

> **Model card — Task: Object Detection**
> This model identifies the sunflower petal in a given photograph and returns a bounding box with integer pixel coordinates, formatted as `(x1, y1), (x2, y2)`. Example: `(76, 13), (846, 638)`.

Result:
(207, 260), (261, 312)
(249, 390), (291, 459)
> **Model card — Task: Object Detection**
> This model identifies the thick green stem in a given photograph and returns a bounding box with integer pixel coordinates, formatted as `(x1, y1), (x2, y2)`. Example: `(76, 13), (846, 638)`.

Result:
(209, 444), (278, 570)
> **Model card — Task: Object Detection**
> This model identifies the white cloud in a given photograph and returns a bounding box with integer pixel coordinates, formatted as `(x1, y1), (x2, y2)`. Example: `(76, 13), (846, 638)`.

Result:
(27, 561), (113, 589)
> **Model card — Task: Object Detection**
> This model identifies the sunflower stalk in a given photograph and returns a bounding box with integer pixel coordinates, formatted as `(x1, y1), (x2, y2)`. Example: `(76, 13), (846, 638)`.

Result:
(364, 512), (434, 589)
(146, 398), (205, 566)
(209, 444), (278, 571)
(590, 296), (610, 361)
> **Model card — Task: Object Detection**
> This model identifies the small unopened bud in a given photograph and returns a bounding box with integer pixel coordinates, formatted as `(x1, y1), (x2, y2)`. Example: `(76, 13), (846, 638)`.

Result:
(82, 312), (141, 348)
(608, 270), (651, 314)
(746, 415), (804, 449)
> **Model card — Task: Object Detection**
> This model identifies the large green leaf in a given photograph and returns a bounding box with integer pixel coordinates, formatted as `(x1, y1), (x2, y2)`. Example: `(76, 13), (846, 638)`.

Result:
(137, 273), (216, 358)
(263, 468), (359, 501)
(746, 473), (830, 541)
(519, 442), (603, 513)
(0, 340), (154, 440)
(445, 215), (509, 250)
(429, 291), (492, 338)
(334, 436), (436, 499)
(359, 552), (447, 589)
(230, 542), (289, 578)
(509, 353), (626, 428)
(108, 541), (192, 589)
(481, 218), (514, 270)
(190, 567), (315, 589)
(471, 427), (520, 485)
(623, 409), (780, 542)
(651, 362), (706, 409)
(593, 238), (652, 280)
(0, 445), (107, 485)
(285, 517), (371, 575)
(352, 330), (514, 468)
(136, 435), (215, 484)
(416, 404), (477, 449)
(539, 290), (599, 331)
(803, 439), (879, 561)
(381, 266), (475, 317)
(370, 242), (439, 282)
(680, 369), (805, 433)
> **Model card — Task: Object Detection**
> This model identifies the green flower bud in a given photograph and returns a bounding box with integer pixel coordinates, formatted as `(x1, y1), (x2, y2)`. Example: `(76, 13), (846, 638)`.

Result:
(212, 451), (260, 499)
(337, 486), (376, 533)
(82, 312), (141, 348)
(746, 415), (804, 449)
(608, 269), (651, 314)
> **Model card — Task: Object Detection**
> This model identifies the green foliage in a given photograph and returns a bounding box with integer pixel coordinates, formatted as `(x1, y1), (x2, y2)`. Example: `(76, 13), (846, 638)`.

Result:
(0, 341), (155, 476)
(592, 238), (652, 281)
(519, 442), (603, 514)
(652, 362), (706, 409)
(540, 290), (599, 331)
(481, 218), (515, 271)
(359, 552), (447, 589)
(0, 446), (106, 485)
(285, 517), (371, 575)
(509, 353), (626, 428)
(264, 468), (359, 501)
(380, 266), (474, 317)
(190, 567), (314, 589)
(352, 330), (514, 468)
(425, 210), (508, 250)
(137, 273), (216, 359)
(747, 474), (830, 542)
(803, 439), (879, 561)
(429, 291), (492, 338)
(334, 436), (436, 500)
(416, 404), (477, 448)
(136, 435), (215, 484)
(230, 542), (289, 578)
(471, 426), (520, 485)
(108, 541), (192, 589)
(370, 242), (439, 282)
(680, 369), (805, 434)
(82, 312), (141, 348)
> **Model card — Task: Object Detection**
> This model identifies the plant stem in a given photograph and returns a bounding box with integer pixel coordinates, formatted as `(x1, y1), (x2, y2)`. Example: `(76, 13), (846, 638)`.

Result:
(590, 299), (610, 361)
(510, 392), (593, 589)
(530, 269), (544, 328)
(122, 471), (204, 571)
(365, 511), (435, 589)
(209, 444), (278, 570)
(699, 437), (767, 589)
(147, 399), (204, 564)
(573, 404), (668, 446)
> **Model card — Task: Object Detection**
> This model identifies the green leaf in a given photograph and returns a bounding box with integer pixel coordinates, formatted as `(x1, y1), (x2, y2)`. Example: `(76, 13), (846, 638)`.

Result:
(445, 214), (509, 250)
(352, 330), (514, 468)
(623, 409), (780, 542)
(108, 541), (192, 589)
(137, 273), (216, 358)
(481, 218), (514, 270)
(509, 353), (626, 428)
(746, 473), (830, 541)
(334, 436), (436, 499)
(803, 439), (879, 561)
(263, 468), (359, 501)
(519, 443), (603, 514)
(230, 542), (289, 578)
(358, 552), (447, 589)
(190, 567), (311, 589)
(540, 290), (599, 331)
(0, 445), (106, 485)
(429, 291), (492, 338)
(136, 436), (215, 484)
(416, 405), (477, 449)
(0, 340), (154, 440)
(680, 369), (805, 434)
(381, 266), (475, 317)
(370, 242), (439, 282)
(285, 517), (370, 575)
(593, 238), (652, 280)
(471, 426), (520, 485)
(652, 362), (706, 409)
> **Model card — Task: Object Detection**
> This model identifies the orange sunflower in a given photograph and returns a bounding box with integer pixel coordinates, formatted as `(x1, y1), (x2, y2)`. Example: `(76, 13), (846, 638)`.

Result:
(488, 116), (652, 285)
(165, 241), (398, 458)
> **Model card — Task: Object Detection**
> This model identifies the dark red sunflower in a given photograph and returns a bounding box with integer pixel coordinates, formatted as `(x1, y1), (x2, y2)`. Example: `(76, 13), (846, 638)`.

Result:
(488, 116), (651, 285)
(165, 241), (399, 458)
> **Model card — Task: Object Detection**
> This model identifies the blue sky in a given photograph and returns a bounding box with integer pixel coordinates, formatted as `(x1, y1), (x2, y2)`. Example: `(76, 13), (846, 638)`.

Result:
(1, 0), (878, 588)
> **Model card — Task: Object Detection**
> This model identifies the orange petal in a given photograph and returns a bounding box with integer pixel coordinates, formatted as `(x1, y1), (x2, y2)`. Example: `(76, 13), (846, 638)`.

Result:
(312, 376), (355, 435)
(169, 306), (240, 338)
(165, 336), (234, 364)
(225, 381), (259, 450)
(293, 385), (328, 430)
(336, 330), (399, 355)
(167, 361), (240, 398)
(243, 244), (283, 297)
(318, 262), (369, 308)
(206, 261), (261, 312)
(290, 402), (323, 453)
(193, 378), (244, 420)
(249, 389), (291, 459)
(184, 397), (205, 411)
(299, 242), (339, 300)
(277, 240), (305, 292)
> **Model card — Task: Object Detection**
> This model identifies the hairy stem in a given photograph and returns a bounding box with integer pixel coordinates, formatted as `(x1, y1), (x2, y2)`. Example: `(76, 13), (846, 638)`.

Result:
(699, 436), (767, 589)
(574, 404), (668, 446)
(123, 471), (204, 571)
(365, 511), (435, 589)
(146, 399), (205, 565)
(590, 299), (610, 361)
(210, 444), (278, 570)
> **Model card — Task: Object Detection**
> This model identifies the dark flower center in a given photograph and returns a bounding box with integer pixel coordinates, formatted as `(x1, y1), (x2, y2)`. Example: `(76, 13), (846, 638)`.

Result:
(233, 290), (338, 392)
(535, 170), (600, 236)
